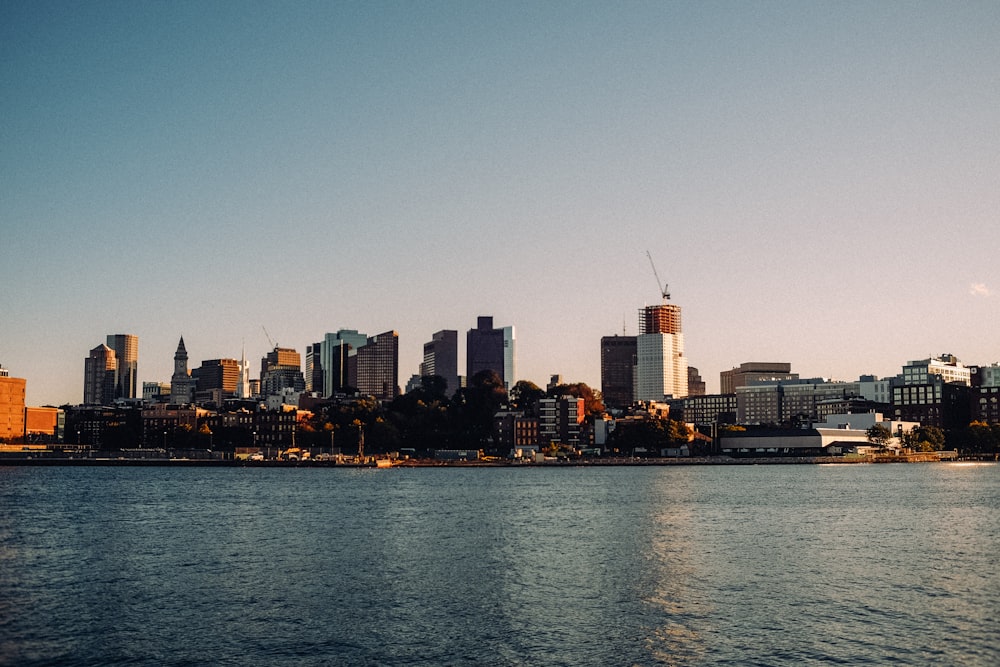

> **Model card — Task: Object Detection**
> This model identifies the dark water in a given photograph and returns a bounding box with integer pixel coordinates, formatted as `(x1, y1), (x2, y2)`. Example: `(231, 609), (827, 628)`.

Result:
(1, 463), (997, 666)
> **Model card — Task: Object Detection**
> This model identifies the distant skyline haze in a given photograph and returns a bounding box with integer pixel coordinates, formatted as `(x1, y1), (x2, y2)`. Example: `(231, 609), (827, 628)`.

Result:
(2, 1), (998, 406)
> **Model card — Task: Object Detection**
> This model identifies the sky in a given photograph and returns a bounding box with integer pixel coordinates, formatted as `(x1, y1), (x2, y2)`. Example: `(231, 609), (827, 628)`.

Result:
(2, 1), (999, 407)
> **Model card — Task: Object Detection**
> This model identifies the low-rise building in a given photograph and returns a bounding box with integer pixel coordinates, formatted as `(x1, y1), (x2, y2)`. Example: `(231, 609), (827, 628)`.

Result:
(718, 427), (870, 457)
(0, 367), (26, 441)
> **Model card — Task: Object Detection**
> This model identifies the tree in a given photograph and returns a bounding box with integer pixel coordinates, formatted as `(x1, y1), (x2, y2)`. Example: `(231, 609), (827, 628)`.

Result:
(608, 418), (689, 456)
(914, 425), (946, 452)
(387, 383), (452, 453)
(866, 424), (893, 452)
(666, 419), (692, 445)
(509, 380), (545, 415)
(449, 369), (508, 451)
(959, 421), (1000, 455)
(548, 382), (605, 417)
(419, 375), (449, 401)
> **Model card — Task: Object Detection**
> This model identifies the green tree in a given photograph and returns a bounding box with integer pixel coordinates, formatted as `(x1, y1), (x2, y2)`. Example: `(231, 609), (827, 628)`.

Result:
(548, 382), (605, 417)
(608, 419), (668, 455)
(913, 425), (946, 451)
(419, 375), (449, 401)
(509, 380), (545, 415)
(387, 383), (452, 453)
(449, 370), (508, 452)
(666, 419), (692, 445)
(866, 423), (893, 452)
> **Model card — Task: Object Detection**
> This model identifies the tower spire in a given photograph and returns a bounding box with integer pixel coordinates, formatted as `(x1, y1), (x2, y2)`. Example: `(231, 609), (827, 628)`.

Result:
(237, 339), (251, 399)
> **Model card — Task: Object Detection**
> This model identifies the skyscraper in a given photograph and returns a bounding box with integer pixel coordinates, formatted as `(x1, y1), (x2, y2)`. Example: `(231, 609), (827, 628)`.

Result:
(305, 342), (323, 393)
(635, 303), (688, 401)
(600, 335), (636, 410)
(84, 344), (116, 405)
(320, 330), (369, 397)
(421, 330), (459, 396)
(260, 347), (305, 396)
(467, 316), (516, 389)
(106, 334), (138, 400)
(355, 331), (399, 400)
(192, 358), (240, 400)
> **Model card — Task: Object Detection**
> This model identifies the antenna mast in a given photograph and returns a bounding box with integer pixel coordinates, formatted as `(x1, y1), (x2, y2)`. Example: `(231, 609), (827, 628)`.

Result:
(646, 250), (670, 302)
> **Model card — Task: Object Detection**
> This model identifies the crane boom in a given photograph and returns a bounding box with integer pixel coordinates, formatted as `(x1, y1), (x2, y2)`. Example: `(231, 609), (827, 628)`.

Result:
(262, 325), (276, 349)
(646, 251), (670, 301)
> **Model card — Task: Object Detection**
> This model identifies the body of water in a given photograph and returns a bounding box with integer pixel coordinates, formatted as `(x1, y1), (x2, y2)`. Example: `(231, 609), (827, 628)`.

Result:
(1, 463), (997, 666)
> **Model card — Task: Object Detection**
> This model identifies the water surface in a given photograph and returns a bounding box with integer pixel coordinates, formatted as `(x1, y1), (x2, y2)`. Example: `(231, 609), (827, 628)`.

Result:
(1, 463), (997, 665)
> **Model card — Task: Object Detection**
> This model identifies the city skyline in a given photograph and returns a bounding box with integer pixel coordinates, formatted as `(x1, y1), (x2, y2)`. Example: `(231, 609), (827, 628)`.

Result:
(3, 2), (998, 406)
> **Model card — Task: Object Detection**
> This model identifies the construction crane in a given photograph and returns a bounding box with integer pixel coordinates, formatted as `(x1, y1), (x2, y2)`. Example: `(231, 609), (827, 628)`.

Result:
(262, 325), (277, 350)
(646, 250), (670, 302)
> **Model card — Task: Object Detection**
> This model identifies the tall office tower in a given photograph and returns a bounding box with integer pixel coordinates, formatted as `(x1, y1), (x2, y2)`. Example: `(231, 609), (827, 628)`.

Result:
(467, 316), (516, 389)
(170, 337), (197, 404)
(193, 359), (240, 396)
(600, 335), (637, 410)
(84, 344), (117, 405)
(106, 334), (138, 400)
(420, 330), (459, 396)
(305, 342), (323, 393)
(320, 330), (369, 397)
(260, 347), (306, 396)
(720, 362), (797, 394)
(355, 331), (399, 400)
(635, 303), (688, 401)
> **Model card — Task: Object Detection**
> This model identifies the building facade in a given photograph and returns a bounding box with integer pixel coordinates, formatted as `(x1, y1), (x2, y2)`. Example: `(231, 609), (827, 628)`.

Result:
(305, 342), (324, 394)
(320, 330), (369, 397)
(537, 396), (585, 448)
(891, 355), (973, 429)
(635, 304), (687, 402)
(421, 330), (459, 397)
(355, 331), (399, 401)
(170, 337), (197, 405)
(736, 380), (863, 426)
(600, 335), (636, 411)
(467, 316), (515, 390)
(84, 344), (117, 406)
(143, 381), (171, 404)
(720, 362), (798, 395)
(193, 358), (241, 404)
(261, 347), (306, 397)
(106, 334), (138, 400)
(971, 364), (1000, 423)
(0, 366), (27, 441)
(681, 393), (738, 425)
(25, 406), (62, 443)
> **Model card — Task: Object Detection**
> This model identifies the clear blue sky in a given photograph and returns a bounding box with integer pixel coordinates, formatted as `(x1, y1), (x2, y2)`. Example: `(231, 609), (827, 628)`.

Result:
(3, 1), (998, 406)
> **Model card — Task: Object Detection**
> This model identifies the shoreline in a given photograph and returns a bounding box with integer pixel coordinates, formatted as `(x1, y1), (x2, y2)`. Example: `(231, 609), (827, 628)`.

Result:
(0, 453), (977, 467)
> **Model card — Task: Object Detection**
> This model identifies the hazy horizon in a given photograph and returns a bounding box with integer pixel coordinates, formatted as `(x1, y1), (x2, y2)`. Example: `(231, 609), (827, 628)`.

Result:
(3, 1), (998, 406)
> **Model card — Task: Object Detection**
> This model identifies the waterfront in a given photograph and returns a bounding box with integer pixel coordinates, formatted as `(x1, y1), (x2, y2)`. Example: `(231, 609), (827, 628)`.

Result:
(1, 463), (997, 666)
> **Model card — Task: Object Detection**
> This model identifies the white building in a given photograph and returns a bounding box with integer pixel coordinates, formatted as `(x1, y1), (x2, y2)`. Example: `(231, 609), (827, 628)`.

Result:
(636, 332), (688, 401)
(857, 376), (894, 404)
(634, 302), (687, 402)
(903, 354), (971, 386)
